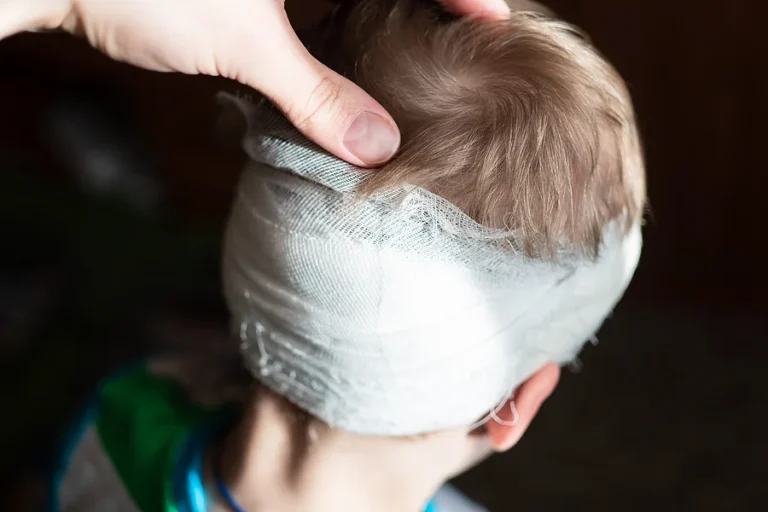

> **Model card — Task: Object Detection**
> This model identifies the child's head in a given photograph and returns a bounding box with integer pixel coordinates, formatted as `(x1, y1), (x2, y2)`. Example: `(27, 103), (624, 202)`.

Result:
(320, 0), (644, 258)
(219, 0), (645, 503)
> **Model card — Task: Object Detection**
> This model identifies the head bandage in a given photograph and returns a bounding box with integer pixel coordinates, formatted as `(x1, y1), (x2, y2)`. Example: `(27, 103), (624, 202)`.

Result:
(222, 98), (642, 436)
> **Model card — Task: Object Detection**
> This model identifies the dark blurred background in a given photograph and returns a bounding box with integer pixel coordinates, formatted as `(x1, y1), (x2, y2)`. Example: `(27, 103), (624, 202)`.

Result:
(1, 1), (766, 510)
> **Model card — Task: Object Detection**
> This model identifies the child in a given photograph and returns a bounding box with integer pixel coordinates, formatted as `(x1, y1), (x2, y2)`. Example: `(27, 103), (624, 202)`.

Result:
(50, 1), (646, 510)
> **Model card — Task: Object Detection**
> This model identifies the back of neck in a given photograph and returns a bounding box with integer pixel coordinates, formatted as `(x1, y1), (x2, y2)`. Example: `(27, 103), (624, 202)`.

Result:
(207, 389), (440, 512)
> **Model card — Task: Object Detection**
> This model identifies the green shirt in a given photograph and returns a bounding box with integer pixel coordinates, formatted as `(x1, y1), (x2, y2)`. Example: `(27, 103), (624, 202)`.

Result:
(49, 359), (445, 512)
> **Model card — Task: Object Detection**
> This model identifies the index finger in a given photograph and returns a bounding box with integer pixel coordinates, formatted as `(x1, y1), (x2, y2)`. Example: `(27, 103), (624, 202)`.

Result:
(437, 0), (511, 19)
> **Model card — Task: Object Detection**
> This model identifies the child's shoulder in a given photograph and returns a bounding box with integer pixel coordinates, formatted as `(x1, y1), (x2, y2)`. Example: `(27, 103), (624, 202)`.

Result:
(49, 354), (242, 512)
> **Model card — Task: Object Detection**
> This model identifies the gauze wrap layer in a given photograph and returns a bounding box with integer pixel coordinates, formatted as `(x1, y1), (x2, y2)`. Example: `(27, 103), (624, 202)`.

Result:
(222, 99), (642, 436)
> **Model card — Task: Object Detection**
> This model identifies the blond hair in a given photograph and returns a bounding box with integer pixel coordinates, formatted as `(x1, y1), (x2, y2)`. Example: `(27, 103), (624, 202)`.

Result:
(317, 0), (646, 258)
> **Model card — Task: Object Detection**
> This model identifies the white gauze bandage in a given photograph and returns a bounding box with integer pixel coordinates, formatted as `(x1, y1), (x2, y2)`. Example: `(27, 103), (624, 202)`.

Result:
(222, 98), (642, 436)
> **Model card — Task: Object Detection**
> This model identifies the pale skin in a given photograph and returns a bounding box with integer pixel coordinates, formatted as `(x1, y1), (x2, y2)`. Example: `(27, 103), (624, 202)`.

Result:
(203, 364), (561, 512)
(150, 353), (560, 511)
(0, 0), (511, 167)
(1, 1), (561, 510)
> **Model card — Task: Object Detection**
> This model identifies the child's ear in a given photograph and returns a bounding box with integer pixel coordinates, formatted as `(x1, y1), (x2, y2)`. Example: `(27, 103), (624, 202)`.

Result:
(486, 363), (561, 452)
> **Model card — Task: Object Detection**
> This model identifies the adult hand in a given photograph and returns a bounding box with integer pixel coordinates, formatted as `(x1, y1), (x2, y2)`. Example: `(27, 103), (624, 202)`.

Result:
(3, 0), (511, 167)
(440, 0), (512, 18)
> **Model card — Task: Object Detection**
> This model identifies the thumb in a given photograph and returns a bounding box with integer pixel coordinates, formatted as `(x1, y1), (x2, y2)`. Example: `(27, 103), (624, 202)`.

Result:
(247, 22), (400, 167)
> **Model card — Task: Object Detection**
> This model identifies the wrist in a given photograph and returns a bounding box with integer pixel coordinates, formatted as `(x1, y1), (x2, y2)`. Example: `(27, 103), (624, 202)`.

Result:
(0, 0), (73, 39)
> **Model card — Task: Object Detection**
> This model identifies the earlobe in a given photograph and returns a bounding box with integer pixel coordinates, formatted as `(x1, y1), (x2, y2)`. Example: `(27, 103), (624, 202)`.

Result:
(486, 363), (561, 452)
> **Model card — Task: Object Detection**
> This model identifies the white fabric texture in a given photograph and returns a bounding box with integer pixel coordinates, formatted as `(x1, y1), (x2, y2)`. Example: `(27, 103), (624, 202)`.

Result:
(222, 98), (642, 436)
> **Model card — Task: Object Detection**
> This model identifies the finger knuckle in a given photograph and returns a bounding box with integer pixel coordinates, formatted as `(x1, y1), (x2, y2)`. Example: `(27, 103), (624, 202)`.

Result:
(290, 76), (342, 131)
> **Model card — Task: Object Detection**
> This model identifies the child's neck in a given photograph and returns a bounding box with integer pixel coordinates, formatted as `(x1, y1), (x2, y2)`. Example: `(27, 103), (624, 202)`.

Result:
(204, 390), (441, 512)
